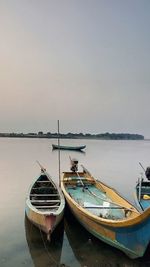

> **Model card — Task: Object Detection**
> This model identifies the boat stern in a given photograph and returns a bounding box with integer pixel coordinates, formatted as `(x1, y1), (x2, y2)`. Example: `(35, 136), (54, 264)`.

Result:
(45, 214), (56, 239)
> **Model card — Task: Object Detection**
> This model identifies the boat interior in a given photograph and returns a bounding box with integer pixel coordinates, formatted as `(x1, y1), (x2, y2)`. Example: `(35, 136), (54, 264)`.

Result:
(63, 172), (131, 220)
(137, 181), (150, 210)
(30, 174), (61, 211)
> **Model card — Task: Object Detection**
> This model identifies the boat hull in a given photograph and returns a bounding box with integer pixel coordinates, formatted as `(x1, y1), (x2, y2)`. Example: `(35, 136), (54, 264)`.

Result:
(25, 169), (65, 238)
(52, 144), (86, 151)
(61, 170), (150, 259)
(25, 204), (64, 235)
(65, 195), (150, 259)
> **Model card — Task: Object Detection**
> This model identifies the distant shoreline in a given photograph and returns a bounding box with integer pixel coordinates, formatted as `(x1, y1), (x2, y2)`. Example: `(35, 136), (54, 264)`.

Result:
(0, 132), (144, 140)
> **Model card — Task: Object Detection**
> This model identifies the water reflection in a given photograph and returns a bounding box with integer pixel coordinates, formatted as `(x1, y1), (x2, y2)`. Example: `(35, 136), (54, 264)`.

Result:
(25, 215), (64, 267)
(52, 148), (86, 155)
(64, 208), (150, 267)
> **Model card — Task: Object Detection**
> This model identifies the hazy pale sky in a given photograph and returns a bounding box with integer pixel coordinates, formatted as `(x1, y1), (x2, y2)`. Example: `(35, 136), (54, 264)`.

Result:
(0, 0), (150, 137)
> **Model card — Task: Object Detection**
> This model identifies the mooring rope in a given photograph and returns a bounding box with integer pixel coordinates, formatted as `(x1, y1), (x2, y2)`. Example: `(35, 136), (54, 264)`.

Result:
(39, 227), (59, 266)
(75, 172), (137, 213)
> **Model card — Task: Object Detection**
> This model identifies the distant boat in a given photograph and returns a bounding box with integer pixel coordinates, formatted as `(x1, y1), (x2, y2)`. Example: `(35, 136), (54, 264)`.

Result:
(134, 164), (150, 211)
(52, 144), (86, 151)
(25, 165), (65, 240)
(61, 159), (150, 259)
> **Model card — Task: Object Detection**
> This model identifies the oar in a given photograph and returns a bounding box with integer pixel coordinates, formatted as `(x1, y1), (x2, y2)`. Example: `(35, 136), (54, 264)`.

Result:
(85, 189), (138, 213)
(79, 167), (139, 214)
(81, 164), (106, 193)
(75, 170), (86, 190)
(71, 160), (138, 214)
(75, 171), (126, 210)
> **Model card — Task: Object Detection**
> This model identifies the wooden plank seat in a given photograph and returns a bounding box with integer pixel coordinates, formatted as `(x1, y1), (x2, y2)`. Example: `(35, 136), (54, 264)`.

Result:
(36, 205), (59, 209)
(30, 194), (59, 196)
(36, 181), (52, 183)
(32, 187), (55, 189)
(31, 199), (60, 203)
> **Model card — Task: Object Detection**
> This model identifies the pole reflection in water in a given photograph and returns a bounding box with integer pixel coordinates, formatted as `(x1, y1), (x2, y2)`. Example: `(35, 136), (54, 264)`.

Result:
(64, 208), (150, 267)
(25, 215), (64, 267)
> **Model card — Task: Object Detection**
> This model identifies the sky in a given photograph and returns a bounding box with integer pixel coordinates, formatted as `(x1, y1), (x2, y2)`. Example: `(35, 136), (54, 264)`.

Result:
(0, 0), (150, 138)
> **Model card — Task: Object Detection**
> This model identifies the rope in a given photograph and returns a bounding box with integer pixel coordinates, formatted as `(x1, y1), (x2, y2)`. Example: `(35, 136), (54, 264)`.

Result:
(75, 171), (85, 188)
(75, 172), (137, 213)
(39, 227), (59, 266)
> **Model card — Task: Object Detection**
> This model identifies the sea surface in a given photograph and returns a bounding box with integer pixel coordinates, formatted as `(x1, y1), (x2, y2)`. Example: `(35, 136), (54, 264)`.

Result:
(0, 137), (150, 267)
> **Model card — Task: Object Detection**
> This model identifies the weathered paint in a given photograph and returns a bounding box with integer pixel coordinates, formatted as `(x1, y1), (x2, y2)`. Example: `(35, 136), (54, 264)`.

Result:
(65, 195), (150, 258)
(134, 180), (150, 211)
(25, 169), (65, 237)
(25, 204), (64, 234)
(61, 171), (150, 259)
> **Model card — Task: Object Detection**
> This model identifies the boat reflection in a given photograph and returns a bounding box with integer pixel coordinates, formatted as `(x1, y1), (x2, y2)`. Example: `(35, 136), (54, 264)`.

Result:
(64, 208), (150, 267)
(52, 147), (86, 155)
(25, 215), (64, 267)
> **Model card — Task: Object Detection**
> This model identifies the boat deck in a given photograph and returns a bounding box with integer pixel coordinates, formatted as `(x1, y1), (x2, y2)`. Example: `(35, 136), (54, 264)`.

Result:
(66, 184), (125, 220)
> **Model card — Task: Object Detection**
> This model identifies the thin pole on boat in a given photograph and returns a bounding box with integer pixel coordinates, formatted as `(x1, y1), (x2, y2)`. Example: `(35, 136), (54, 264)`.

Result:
(58, 120), (61, 187)
(139, 162), (146, 172)
(138, 162), (145, 201)
(138, 177), (142, 202)
(76, 170), (85, 188)
(36, 160), (46, 172)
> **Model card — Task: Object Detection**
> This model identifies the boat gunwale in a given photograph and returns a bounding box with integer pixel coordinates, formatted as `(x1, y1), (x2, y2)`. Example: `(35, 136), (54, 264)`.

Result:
(61, 172), (150, 227)
(26, 171), (65, 215)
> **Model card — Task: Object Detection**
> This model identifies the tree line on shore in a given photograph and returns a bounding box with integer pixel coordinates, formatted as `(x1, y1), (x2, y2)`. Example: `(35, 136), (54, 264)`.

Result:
(0, 132), (144, 140)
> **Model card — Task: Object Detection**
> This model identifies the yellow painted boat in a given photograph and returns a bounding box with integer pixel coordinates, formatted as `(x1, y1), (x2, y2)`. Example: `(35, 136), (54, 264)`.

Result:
(64, 212), (143, 266)
(61, 161), (150, 259)
(25, 166), (65, 240)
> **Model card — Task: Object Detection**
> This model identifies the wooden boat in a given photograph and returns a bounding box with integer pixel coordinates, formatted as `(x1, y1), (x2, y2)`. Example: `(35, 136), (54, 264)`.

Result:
(134, 167), (150, 211)
(61, 159), (150, 259)
(25, 165), (65, 240)
(52, 144), (86, 151)
(64, 211), (145, 266)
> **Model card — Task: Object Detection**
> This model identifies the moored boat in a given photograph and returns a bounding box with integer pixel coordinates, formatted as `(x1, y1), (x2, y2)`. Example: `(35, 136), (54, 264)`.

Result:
(61, 159), (150, 259)
(25, 164), (65, 240)
(134, 164), (150, 211)
(64, 210), (145, 266)
(52, 144), (86, 151)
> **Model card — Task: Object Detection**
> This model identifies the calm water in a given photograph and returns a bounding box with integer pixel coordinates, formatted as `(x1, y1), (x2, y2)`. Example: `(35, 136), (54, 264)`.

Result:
(1, 137), (150, 267)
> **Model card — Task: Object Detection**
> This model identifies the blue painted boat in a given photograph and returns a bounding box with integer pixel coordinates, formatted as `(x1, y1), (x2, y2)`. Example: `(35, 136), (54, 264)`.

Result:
(61, 160), (150, 259)
(52, 144), (86, 151)
(134, 165), (150, 211)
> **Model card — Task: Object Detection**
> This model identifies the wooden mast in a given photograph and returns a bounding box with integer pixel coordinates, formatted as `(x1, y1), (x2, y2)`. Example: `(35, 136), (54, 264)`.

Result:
(57, 120), (61, 187)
